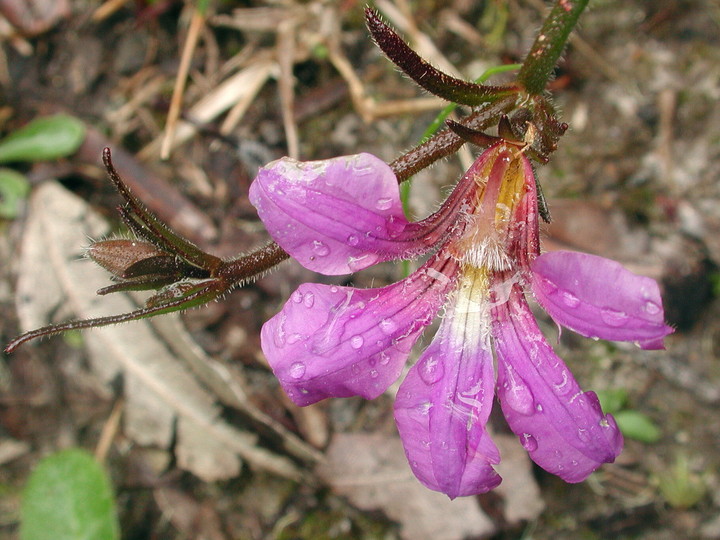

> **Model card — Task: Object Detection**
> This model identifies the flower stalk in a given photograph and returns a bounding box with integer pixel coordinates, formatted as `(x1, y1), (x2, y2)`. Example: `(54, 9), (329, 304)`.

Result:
(517, 0), (590, 95)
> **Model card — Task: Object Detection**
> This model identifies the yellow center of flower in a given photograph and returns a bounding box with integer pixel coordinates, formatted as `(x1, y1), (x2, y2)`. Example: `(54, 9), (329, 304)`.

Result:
(451, 144), (528, 272)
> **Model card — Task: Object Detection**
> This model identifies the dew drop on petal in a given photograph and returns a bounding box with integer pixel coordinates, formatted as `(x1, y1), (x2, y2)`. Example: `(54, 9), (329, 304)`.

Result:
(379, 318), (397, 334)
(503, 372), (535, 416)
(303, 292), (315, 308)
(577, 428), (591, 444)
(347, 253), (379, 272)
(644, 300), (661, 315)
(378, 351), (390, 365)
(520, 433), (538, 452)
(291, 291), (304, 303)
(552, 369), (572, 396)
(347, 234), (359, 246)
(273, 313), (287, 348)
(376, 197), (393, 210)
(351, 363), (361, 375)
(286, 333), (303, 345)
(418, 355), (444, 385)
(392, 336), (414, 353)
(350, 335), (364, 349)
(369, 369), (379, 379)
(312, 240), (330, 256)
(289, 362), (306, 379)
(540, 277), (558, 295)
(386, 216), (405, 238)
(561, 290), (580, 308)
(600, 308), (629, 327)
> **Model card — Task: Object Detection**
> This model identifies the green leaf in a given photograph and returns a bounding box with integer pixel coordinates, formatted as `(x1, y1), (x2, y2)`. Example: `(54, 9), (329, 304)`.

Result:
(0, 167), (30, 218)
(595, 388), (629, 415)
(20, 449), (120, 540)
(0, 115), (86, 163)
(657, 454), (707, 509)
(614, 410), (661, 443)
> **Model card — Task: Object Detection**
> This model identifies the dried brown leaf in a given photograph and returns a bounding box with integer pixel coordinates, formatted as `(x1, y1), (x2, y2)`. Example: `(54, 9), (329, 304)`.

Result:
(317, 432), (496, 540)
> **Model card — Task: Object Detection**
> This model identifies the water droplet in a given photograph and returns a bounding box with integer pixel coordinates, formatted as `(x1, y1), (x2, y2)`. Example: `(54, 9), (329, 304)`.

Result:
(376, 197), (393, 210)
(418, 355), (444, 385)
(577, 428), (591, 443)
(369, 369), (379, 379)
(312, 240), (330, 256)
(303, 292), (315, 308)
(520, 433), (538, 452)
(386, 216), (405, 238)
(600, 308), (629, 327)
(503, 371), (535, 416)
(347, 234), (359, 246)
(347, 253), (378, 272)
(552, 369), (572, 396)
(330, 285), (339, 293)
(291, 291), (304, 303)
(644, 300), (661, 315)
(392, 335), (414, 353)
(350, 335), (364, 349)
(379, 318), (397, 334)
(273, 313), (287, 348)
(289, 362), (306, 379)
(351, 363), (361, 375)
(540, 277), (558, 295)
(378, 352), (390, 365)
(286, 333), (303, 344)
(561, 290), (580, 308)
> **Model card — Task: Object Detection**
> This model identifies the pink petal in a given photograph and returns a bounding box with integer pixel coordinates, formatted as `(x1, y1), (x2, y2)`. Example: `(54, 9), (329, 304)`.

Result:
(394, 273), (501, 498)
(261, 254), (459, 406)
(531, 251), (673, 349)
(492, 284), (623, 483)
(249, 153), (427, 275)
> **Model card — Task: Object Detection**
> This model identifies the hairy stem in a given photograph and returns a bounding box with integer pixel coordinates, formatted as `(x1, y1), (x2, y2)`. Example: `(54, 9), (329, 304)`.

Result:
(517, 0), (590, 95)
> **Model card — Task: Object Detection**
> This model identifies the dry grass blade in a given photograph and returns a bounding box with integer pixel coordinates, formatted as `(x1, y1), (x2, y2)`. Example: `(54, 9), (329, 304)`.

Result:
(139, 58), (276, 160)
(161, 6), (206, 159)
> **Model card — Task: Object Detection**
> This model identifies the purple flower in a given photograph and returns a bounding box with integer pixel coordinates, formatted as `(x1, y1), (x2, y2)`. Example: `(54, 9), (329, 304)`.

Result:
(249, 144), (673, 498)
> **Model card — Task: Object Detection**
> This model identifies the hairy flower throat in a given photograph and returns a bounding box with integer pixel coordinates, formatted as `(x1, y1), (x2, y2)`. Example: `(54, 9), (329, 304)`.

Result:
(451, 145), (533, 272)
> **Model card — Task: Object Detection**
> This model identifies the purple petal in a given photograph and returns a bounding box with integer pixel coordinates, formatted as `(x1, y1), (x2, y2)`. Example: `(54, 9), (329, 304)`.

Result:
(531, 251), (673, 349)
(492, 284), (623, 483)
(395, 271), (501, 498)
(261, 253), (459, 406)
(249, 153), (427, 275)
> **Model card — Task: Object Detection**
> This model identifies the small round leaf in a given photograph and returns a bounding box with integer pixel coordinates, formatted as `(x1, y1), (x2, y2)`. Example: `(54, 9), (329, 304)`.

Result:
(0, 115), (86, 163)
(21, 449), (120, 540)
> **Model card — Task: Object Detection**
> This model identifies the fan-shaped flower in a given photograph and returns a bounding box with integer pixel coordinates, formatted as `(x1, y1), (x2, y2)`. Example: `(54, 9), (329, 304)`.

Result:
(249, 142), (672, 498)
